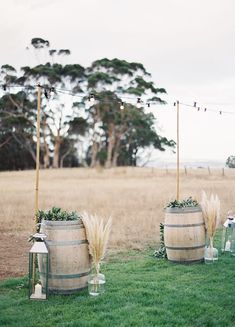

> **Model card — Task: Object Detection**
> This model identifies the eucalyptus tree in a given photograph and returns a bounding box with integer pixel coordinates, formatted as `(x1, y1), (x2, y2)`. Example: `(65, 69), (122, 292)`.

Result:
(84, 91), (121, 167)
(226, 155), (235, 168)
(85, 58), (168, 167)
(0, 62), (38, 170)
(115, 107), (175, 166)
(63, 116), (89, 167)
(0, 38), (174, 170)
(0, 90), (37, 170)
(21, 38), (86, 168)
(0, 65), (85, 169)
(20, 37), (86, 168)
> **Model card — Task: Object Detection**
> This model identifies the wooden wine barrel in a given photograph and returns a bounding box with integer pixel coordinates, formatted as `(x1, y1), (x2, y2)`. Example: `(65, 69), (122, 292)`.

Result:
(164, 207), (206, 263)
(40, 220), (91, 294)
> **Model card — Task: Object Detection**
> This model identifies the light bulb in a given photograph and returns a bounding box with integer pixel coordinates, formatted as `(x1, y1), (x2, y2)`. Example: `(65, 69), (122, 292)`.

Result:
(137, 98), (141, 109)
(120, 102), (124, 110)
(50, 87), (55, 99)
(89, 94), (95, 103)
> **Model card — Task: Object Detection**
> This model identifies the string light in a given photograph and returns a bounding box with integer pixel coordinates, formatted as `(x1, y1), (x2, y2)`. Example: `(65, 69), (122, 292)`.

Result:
(44, 89), (49, 99)
(49, 87), (55, 99)
(89, 94), (95, 103)
(177, 101), (235, 116)
(1, 83), (168, 107)
(3, 82), (235, 117)
(120, 101), (124, 110)
(137, 98), (142, 109)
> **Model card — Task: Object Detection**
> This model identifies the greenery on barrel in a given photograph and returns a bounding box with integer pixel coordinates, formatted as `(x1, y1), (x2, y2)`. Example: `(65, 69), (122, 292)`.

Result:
(165, 197), (199, 209)
(36, 207), (80, 223)
(154, 223), (167, 259)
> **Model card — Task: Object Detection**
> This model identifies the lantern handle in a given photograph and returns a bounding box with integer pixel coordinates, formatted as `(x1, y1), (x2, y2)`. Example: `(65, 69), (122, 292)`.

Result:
(36, 222), (45, 227)
(33, 232), (47, 240)
(28, 232), (47, 242)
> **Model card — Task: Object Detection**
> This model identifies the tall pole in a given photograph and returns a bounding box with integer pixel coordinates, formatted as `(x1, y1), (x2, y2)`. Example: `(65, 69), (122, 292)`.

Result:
(176, 100), (180, 201)
(34, 84), (41, 231)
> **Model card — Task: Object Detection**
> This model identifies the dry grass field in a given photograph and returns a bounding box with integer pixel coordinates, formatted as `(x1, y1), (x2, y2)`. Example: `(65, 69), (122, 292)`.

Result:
(1, 166), (235, 280)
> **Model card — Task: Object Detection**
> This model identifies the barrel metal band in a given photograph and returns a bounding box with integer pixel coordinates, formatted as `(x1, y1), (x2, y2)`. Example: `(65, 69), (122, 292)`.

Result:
(46, 239), (88, 246)
(164, 222), (205, 228)
(49, 285), (87, 294)
(49, 270), (91, 279)
(45, 225), (84, 230)
(165, 244), (205, 250)
(165, 207), (202, 214)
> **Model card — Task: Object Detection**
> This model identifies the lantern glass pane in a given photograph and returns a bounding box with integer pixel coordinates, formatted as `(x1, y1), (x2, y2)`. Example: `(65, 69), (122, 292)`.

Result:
(221, 217), (235, 254)
(29, 251), (48, 300)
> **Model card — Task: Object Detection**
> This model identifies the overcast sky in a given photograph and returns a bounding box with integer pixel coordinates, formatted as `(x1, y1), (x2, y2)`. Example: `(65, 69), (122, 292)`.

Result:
(1, 0), (235, 164)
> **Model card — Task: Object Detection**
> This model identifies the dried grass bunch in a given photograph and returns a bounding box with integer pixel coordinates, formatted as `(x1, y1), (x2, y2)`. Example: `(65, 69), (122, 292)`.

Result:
(82, 212), (112, 275)
(200, 191), (221, 239)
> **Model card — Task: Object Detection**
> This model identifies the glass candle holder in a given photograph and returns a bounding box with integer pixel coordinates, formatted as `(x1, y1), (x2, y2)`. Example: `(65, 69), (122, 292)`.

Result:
(88, 272), (106, 296)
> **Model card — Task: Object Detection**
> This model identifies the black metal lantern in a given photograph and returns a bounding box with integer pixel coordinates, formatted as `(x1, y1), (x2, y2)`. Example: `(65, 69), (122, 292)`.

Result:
(29, 233), (49, 300)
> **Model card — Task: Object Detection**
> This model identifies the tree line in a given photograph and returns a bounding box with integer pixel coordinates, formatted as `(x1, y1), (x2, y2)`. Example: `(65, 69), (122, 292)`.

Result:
(0, 38), (175, 171)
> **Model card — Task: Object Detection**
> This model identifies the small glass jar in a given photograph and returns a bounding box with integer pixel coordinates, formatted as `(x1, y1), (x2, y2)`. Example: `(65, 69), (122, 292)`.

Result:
(204, 245), (218, 264)
(88, 272), (106, 296)
(204, 236), (218, 263)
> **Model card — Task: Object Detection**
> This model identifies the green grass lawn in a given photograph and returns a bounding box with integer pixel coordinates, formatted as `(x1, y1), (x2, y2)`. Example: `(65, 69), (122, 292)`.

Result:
(1, 237), (235, 327)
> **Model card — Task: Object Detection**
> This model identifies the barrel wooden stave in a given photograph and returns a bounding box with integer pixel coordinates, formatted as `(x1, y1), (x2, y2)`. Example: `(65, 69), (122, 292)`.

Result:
(164, 207), (205, 263)
(40, 220), (91, 294)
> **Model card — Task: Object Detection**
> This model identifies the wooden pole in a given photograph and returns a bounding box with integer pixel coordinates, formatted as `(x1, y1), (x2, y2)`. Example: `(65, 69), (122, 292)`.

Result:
(32, 85), (41, 289)
(34, 84), (41, 231)
(176, 101), (180, 200)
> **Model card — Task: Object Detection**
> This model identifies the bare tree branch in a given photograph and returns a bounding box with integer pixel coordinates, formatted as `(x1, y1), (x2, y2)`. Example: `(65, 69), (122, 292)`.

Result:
(0, 136), (12, 149)
(11, 132), (36, 162)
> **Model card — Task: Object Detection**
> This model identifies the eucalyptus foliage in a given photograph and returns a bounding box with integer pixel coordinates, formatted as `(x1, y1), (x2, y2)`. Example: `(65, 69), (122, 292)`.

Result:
(166, 197), (199, 208)
(154, 223), (167, 259)
(36, 207), (80, 222)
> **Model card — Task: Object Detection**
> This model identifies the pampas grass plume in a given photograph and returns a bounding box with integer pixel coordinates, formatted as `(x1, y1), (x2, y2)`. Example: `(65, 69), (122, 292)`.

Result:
(201, 190), (221, 238)
(82, 212), (112, 274)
